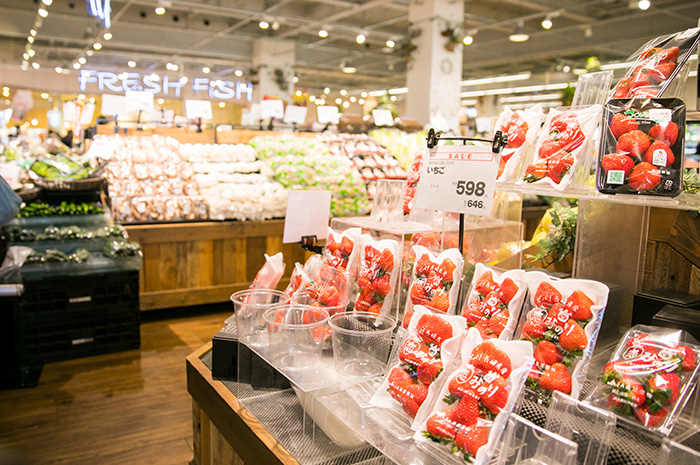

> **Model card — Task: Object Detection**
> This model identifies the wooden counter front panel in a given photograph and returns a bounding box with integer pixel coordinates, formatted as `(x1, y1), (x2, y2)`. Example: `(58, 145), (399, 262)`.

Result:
(125, 221), (308, 310)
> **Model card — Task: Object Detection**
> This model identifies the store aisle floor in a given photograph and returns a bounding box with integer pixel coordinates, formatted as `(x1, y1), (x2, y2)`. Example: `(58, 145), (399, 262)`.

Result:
(0, 305), (232, 465)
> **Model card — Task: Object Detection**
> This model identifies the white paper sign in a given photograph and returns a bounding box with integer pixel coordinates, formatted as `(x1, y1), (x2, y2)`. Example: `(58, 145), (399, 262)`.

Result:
(283, 105), (308, 124)
(261, 99), (284, 120)
(63, 101), (78, 122)
(317, 105), (340, 124)
(0, 163), (21, 189)
(80, 102), (95, 124)
(101, 94), (128, 115)
(125, 91), (154, 112)
(283, 190), (331, 244)
(413, 145), (498, 216)
(0, 109), (13, 125)
(372, 109), (394, 126)
(185, 100), (213, 120)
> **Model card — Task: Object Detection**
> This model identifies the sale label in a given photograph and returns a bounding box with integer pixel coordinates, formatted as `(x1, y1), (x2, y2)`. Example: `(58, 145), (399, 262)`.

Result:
(413, 145), (498, 216)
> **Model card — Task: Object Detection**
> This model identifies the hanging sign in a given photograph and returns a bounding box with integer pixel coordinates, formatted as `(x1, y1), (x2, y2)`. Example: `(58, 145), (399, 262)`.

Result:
(283, 190), (331, 243)
(317, 105), (339, 124)
(185, 100), (213, 120)
(125, 91), (154, 112)
(260, 99), (284, 120)
(283, 105), (307, 124)
(101, 94), (127, 115)
(372, 109), (394, 126)
(413, 145), (498, 216)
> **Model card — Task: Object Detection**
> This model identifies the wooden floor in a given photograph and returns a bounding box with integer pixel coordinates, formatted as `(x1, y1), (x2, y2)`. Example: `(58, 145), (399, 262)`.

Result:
(0, 305), (232, 465)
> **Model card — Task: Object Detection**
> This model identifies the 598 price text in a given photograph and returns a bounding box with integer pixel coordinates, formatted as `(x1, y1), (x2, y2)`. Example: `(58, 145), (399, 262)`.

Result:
(454, 180), (486, 197)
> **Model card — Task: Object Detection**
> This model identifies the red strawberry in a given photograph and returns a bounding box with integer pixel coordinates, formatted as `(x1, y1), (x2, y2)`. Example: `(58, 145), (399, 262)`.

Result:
(470, 341), (512, 378)
(388, 366), (413, 387)
(539, 363), (572, 394)
(410, 280), (430, 306)
(673, 344), (696, 371)
(402, 308), (414, 329)
(632, 87), (660, 98)
(450, 396), (480, 427)
(534, 340), (563, 366)
(534, 281), (562, 309)
(628, 162), (661, 191)
(640, 47), (662, 59)
(550, 112), (578, 132)
(455, 424), (489, 457)
(429, 289), (451, 314)
(354, 298), (370, 312)
(390, 389), (421, 418)
(648, 372), (680, 403)
(404, 383), (429, 404)
(489, 310), (510, 336)
(521, 314), (546, 340)
(474, 319), (493, 339)
(558, 126), (585, 152)
(399, 336), (432, 367)
(630, 75), (652, 91)
(523, 160), (548, 183)
(318, 285), (341, 307)
(481, 291), (506, 318)
(372, 273), (392, 298)
(602, 361), (623, 384)
(610, 113), (639, 140)
(501, 113), (529, 148)
(614, 376), (646, 407)
(415, 254), (435, 277)
(377, 248), (394, 272)
(367, 303), (382, 315)
(564, 290), (595, 321)
(338, 237), (354, 256)
(326, 235), (339, 254)
(479, 374), (509, 414)
(634, 404), (669, 427)
(602, 153), (635, 178)
(626, 333), (657, 352)
(647, 62), (676, 83)
(464, 298), (484, 326)
(617, 130), (651, 158)
(613, 77), (633, 98)
(436, 258), (457, 283)
(649, 121), (678, 146)
(416, 313), (453, 346)
(497, 157), (507, 179)
(643, 141), (675, 167)
(658, 46), (679, 64)
(559, 320), (588, 351)
(547, 151), (574, 184)
(475, 271), (499, 296)
(426, 411), (456, 439)
(364, 245), (379, 263)
(545, 301), (575, 331)
(538, 139), (565, 159)
(449, 366), (483, 400)
(497, 277), (519, 304)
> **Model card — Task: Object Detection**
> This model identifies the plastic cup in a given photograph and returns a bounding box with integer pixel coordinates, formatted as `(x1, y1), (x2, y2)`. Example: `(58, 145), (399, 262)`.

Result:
(263, 304), (329, 371)
(328, 312), (396, 378)
(292, 290), (347, 349)
(231, 289), (286, 348)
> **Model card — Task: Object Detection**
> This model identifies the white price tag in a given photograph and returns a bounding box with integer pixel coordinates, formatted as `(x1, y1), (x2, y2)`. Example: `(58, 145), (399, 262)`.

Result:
(283, 190), (331, 244)
(63, 101), (78, 122)
(0, 163), (21, 189)
(648, 109), (672, 124)
(125, 91), (154, 112)
(261, 99), (285, 120)
(652, 149), (668, 166)
(185, 100), (213, 120)
(372, 109), (394, 126)
(413, 145), (498, 216)
(317, 105), (339, 124)
(101, 94), (128, 115)
(80, 102), (95, 124)
(283, 105), (308, 124)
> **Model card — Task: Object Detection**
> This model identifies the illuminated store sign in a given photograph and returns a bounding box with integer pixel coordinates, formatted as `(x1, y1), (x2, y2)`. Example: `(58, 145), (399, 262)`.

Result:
(87, 0), (111, 28)
(77, 70), (253, 101)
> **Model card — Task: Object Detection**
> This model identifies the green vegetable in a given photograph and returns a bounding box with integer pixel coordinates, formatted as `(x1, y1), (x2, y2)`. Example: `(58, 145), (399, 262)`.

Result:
(17, 202), (105, 218)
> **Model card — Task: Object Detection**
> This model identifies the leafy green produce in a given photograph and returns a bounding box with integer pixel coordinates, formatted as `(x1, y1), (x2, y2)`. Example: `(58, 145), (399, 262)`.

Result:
(103, 240), (142, 258)
(23, 248), (90, 265)
(17, 201), (105, 218)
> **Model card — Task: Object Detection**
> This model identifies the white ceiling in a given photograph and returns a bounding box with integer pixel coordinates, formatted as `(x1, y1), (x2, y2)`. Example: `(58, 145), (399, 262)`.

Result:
(0, 0), (698, 95)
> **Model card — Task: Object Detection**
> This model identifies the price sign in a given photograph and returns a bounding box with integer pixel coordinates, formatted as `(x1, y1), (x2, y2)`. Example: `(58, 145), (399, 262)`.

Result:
(413, 145), (498, 216)
(63, 101), (78, 122)
(372, 109), (394, 126)
(0, 163), (21, 189)
(283, 190), (331, 243)
(125, 91), (154, 112)
(80, 102), (95, 124)
(101, 94), (127, 115)
(261, 99), (285, 120)
(283, 105), (308, 124)
(317, 105), (339, 124)
(185, 100), (213, 120)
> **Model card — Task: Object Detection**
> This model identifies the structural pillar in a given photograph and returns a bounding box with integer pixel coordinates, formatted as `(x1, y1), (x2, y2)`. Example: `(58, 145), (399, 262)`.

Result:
(252, 39), (296, 102)
(406, 0), (464, 130)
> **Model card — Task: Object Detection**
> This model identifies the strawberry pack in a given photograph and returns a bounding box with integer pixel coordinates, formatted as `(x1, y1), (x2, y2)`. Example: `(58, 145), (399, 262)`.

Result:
(320, 227), (362, 303)
(585, 325), (700, 435)
(462, 264), (527, 341)
(405, 246), (464, 318)
(248, 252), (285, 291)
(597, 98), (686, 197)
(283, 254), (323, 302)
(517, 105), (601, 191)
(611, 28), (700, 99)
(370, 306), (467, 436)
(403, 150), (425, 215)
(492, 105), (544, 183)
(354, 234), (401, 316)
(515, 272), (609, 401)
(413, 329), (534, 464)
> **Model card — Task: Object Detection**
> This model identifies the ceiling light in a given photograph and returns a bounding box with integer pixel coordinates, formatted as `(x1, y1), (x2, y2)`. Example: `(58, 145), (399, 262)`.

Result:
(118, 72), (128, 80)
(73, 62), (81, 69)
(155, 6), (166, 14)
(271, 21), (280, 30)
(202, 66), (210, 74)
(463, 35), (473, 45)
(356, 33), (366, 44)
(389, 87), (408, 94)
(638, 0), (650, 9)
(41, 93), (49, 99)
(390, 95), (397, 101)
(318, 29), (328, 38)
(31, 119), (38, 126)
(259, 21), (269, 29)
(149, 73), (159, 81)
(460, 82), (571, 98)
(509, 21), (529, 42)
(358, 98), (365, 104)
(218, 102), (226, 108)
(309, 95), (316, 102)
(157, 98), (164, 104)
(461, 72), (531, 87)
(349, 96), (356, 102)
(342, 101), (350, 108)
(361, 91), (368, 98)
(324, 87), (330, 94)
(368, 90), (387, 97)
(386, 39), (395, 48)
(584, 26), (593, 38)
(27, 49), (35, 57)
(54, 66), (62, 73)
(93, 42), (102, 50)
(103, 32), (112, 40)
(292, 76), (299, 83)
(78, 94), (86, 100)
(340, 89), (347, 96)
(42, 0), (52, 5)
(499, 93), (562, 103)
(22, 53), (29, 60)
(78, 57), (87, 64)
(38, 8), (48, 18)
(234, 69), (243, 77)
(335, 98), (342, 104)
(171, 64), (179, 71)
(32, 62), (40, 69)
(461, 99), (478, 105)
(342, 64), (357, 73)
(541, 16), (553, 29)
(28, 36), (34, 44)
(86, 50), (94, 56)
(179, 76), (188, 84)
(295, 90), (302, 97)
(30, 29), (36, 36)
(128, 60), (136, 68)
(562, 65), (571, 73)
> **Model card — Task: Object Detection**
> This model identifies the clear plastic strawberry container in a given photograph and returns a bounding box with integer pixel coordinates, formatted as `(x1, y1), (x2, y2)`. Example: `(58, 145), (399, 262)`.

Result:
(584, 325), (700, 435)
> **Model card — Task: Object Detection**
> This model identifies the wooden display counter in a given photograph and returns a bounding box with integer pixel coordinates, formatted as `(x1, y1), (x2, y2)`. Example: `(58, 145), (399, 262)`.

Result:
(125, 220), (308, 311)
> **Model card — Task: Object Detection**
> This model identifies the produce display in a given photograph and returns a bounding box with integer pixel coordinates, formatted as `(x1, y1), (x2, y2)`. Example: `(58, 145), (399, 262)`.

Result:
(29, 154), (96, 181)
(462, 264), (527, 340)
(515, 272), (609, 401)
(597, 98), (685, 197)
(25, 248), (89, 264)
(2, 224), (126, 242)
(251, 135), (370, 217)
(103, 240), (142, 258)
(17, 201), (105, 218)
(415, 330), (534, 464)
(369, 128), (427, 171)
(492, 105), (543, 183)
(353, 234), (400, 315)
(180, 143), (287, 221)
(585, 326), (700, 434)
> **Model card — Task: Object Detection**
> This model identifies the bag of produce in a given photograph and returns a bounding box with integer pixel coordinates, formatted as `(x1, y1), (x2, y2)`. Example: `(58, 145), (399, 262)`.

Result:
(353, 234), (401, 316)
(492, 105), (543, 182)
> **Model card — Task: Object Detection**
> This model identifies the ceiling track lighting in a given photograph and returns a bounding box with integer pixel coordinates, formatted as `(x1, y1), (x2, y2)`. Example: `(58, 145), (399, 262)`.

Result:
(356, 33), (366, 44)
(509, 21), (529, 42)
